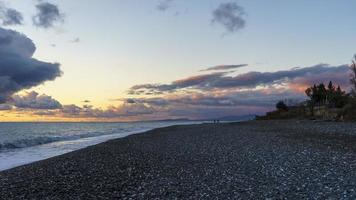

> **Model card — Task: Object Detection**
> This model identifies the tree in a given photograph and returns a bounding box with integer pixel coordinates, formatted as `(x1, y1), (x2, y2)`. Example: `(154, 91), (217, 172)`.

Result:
(317, 83), (327, 105)
(305, 83), (327, 106)
(334, 86), (348, 108)
(327, 81), (336, 107)
(350, 55), (356, 96)
(305, 83), (348, 109)
(276, 101), (288, 111)
(305, 86), (317, 116)
(327, 81), (335, 92)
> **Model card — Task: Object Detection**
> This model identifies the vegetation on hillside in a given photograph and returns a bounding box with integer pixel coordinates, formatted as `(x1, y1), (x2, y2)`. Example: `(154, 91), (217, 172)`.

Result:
(257, 55), (356, 121)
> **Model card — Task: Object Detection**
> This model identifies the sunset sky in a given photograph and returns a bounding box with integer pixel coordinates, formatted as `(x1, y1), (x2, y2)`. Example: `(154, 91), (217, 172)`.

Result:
(0, 0), (355, 121)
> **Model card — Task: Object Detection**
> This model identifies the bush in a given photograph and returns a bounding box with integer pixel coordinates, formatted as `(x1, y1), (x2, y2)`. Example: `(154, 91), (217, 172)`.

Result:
(276, 101), (288, 111)
(341, 98), (356, 120)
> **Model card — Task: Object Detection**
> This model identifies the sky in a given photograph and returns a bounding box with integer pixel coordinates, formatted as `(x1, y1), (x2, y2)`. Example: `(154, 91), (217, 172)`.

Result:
(0, 0), (355, 121)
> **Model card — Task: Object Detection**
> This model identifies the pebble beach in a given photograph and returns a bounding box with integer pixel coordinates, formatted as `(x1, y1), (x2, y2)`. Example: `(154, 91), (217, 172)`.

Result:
(1, 120), (356, 199)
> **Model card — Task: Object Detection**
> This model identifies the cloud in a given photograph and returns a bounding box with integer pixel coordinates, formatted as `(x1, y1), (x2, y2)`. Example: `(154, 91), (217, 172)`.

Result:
(70, 37), (80, 43)
(212, 2), (246, 33)
(121, 85), (309, 120)
(125, 98), (136, 104)
(61, 104), (82, 116)
(120, 91), (278, 120)
(19, 63), (350, 121)
(33, 2), (64, 28)
(124, 63), (353, 120)
(0, 104), (12, 110)
(129, 64), (350, 95)
(0, 6), (23, 26)
(4, 92), (155, 119)
(67, 102), (155, 118)
(30, 100), (155, 119)
(126, 88), (305, 109)
(128, 72), (228, 95)
(32, 110), (56, 116)
(11, 91), (62, 110)
(206, 64), (350, 90)
(201, 64), (247, 71)
(156, 0), (174, 11)
(0, 27), (61, 103)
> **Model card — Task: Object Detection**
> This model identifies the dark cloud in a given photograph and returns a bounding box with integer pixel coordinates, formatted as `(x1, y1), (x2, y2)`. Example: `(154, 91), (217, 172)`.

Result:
(33, 2), (64, 28)
(0, 27), (61, 103)
(11, 91), (62, 110)
(119, 97), (270, 120)
(120, 87), (307, 120)
(129, 64), (350, 95)
(128, 72), (228, 95)
(201, 64), (247, 71)
(156, 0), (174, 11)
(82, 100), (90, 103)
(172, 72), (228, 88)
(125, 99), (136, 104)
(61, 104), (82, 116)
(126, 89), (305, 109)
(0, 104), (12, 110)
(211, 64), (350, 89)
(212, 2), (246, 33)
(0, 34), (11, 44)
(0, 7), (23, 26)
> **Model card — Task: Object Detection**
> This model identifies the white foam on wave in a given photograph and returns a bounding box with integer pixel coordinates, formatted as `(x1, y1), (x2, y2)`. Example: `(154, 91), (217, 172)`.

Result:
(0, 129), (151, 171)
(0, 130), (131, 150)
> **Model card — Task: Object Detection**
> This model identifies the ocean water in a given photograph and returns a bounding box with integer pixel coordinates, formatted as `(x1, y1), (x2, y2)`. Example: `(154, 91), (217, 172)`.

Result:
(0, 121), (200, 171)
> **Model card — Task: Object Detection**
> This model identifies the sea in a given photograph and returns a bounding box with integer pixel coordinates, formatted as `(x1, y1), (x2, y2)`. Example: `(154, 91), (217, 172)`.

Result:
(0, 121), (202, 171)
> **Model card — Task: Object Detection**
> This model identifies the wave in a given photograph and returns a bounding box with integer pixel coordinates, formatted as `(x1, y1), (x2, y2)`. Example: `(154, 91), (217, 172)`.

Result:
(0, 131), (127, 151)
(0, 121), (196, 152)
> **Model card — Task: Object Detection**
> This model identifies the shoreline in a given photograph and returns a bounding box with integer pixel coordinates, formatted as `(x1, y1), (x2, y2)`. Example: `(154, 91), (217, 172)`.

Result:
(0, 128), (154, 172)
(2, 120), (356, 198)
(0, 121), (204, 172)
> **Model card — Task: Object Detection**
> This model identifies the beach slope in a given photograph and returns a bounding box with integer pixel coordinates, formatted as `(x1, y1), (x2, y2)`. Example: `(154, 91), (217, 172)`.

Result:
(1, 120), (356, 199)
